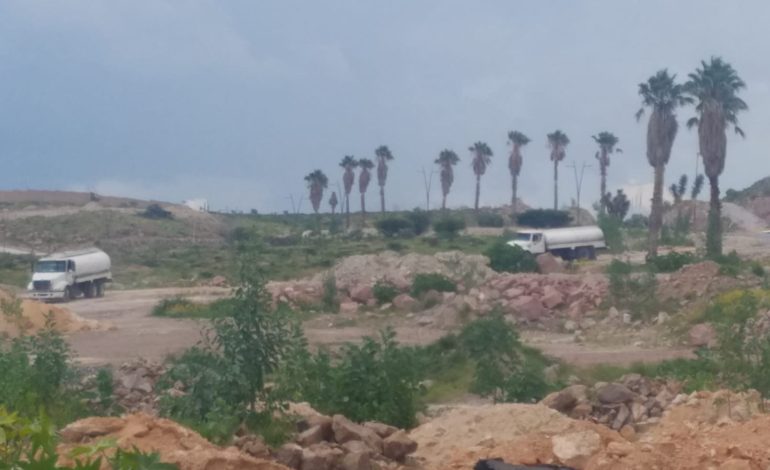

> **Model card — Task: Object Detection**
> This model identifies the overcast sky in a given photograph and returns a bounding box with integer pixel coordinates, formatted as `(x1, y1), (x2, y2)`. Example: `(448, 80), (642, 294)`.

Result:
(0, 1), (767, 213)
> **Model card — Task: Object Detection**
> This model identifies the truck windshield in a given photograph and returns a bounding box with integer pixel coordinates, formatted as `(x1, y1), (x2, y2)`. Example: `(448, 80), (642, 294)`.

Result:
(35, 261), (66, 273)
(514, 233), (532, 241)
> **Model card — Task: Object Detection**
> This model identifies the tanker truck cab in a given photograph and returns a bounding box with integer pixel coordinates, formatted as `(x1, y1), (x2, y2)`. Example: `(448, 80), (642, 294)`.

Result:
(28, 248), (111, 301)
(510, 231), (546, 255)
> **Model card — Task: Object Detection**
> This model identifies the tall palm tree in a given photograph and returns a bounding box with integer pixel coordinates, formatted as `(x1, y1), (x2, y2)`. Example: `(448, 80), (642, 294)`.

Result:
(507, 131), (530, 214)
(546, 130), (570, 210)
(592, 131), (621, 214)
(357, 158), (375, 218)
(304, 170), (328, 215)
(636, 70), (691, 257)
(435, 149), (460, 210)
(339, 156), (358, 227)
(685, 57), (747, 257)
(329, 191), (338, 214)
(375, 145), (394, 213)
(469, 142), (493, 211)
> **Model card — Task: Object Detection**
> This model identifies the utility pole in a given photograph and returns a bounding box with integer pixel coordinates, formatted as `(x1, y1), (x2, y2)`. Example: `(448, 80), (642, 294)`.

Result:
(568, 162), (591, 225)
(420, 167), (435, 211)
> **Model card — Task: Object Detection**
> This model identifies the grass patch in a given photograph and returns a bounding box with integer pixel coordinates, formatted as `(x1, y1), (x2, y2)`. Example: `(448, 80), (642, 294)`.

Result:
(152, 297), (236, 319)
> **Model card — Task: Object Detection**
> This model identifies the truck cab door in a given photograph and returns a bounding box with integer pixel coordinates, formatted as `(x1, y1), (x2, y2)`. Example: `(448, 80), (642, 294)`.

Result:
(66, 260), (76, 283)
(532, 233), (546, 254)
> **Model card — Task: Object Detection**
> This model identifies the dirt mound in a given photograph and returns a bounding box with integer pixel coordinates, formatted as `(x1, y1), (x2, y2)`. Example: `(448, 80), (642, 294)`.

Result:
(0, 292), (108, 337)
(413, 391), (770, 470)
(58, 413), (288, 470)
(314, 251), (494, 292)
(664, 201), (766, 232)
(657, 261), (742, 302)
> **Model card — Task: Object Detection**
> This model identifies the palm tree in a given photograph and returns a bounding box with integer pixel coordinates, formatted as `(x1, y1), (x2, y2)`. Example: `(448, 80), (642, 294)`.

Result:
(592, 131), (621, 214)
(685, 57), (747, 257)
(469, 142), (493, 211)
(375, 145), (394, 213)
(358, 158), (375, 218)
(507, 131), (530, 214)
(339, 156), (358, 227)
(435, 149), (460, 210)
(329, 191), (338, 214)
(636, 70), (691, 257)
(546, 130), (570, 210)
(304, 170), (328, 215)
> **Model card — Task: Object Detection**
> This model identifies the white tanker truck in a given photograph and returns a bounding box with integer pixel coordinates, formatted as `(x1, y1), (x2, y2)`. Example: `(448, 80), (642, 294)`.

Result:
(27, 248), (111, 301)
(507, 225), (606, 260)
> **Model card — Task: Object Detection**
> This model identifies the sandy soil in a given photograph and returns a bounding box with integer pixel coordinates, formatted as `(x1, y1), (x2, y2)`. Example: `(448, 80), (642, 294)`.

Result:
(65, 287), (692, 367)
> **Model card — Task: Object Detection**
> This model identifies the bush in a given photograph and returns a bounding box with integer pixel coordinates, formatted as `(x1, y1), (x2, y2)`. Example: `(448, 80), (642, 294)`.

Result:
(275, 329), (422, 428)
(373, 281), (398, 305)
(321, 273), (338, 312)
(516, 209), (571, 228)
(624, 214), (649, 229)
(484, 238), (538, 273)
(606, 260), (659, 320)
(411, 273), (456, 298)
(598, 214), (624, 253)
(713, 250), (743, 276)
(476, 212), (504, 228)
(432, 216), (466, 239)
(646, 251), (697, 273)
(660, 212), (692, 246)
(405, 209), (431, 235)
(375, 216), (413, 238)
(141, 203), (174, 220)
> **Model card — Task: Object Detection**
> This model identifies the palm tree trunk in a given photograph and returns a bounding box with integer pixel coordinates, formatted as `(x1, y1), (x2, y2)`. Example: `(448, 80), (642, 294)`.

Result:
(379, 186), (385, 213)
(553, 160), (559, 210)
(474, 174), (481, 211)
(442, 193), (447, 210)
(512, 175), (518, 215)
(360, 192), (366, 220)
(599, 163), (607, 215)
(647, 163), (665, 257)
(706, 175), (722, 257)
(345, 194), (350, 228)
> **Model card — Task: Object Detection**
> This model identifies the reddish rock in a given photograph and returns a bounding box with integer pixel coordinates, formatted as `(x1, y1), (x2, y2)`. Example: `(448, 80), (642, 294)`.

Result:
(382, 430), (418, 462)
(536, 253), (565, 274)
(363, 422), (398, 438)
(509, 295), (547, 320)
(297, 425), (326, 447)
(275, 443), (303, 470)
(340, 452), (372, 470)
(689, 323), (717, 348)
(331, 415), (383, 453)
(392, 294), (418, 311)
(541, 285), (565, 309)
(350, 285), (374, 303)
(503, 287), (525, 299)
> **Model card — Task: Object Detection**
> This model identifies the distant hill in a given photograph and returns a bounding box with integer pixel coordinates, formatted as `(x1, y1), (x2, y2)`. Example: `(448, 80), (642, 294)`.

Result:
(724, 177), (770, 224)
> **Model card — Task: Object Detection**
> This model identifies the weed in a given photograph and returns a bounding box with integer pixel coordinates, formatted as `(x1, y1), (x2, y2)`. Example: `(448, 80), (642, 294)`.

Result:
(373, 281), (398, 305)
(646, 251), (697, 273)
(484, 238), (538, 273)
(411, 273), (456, 298)
(432, 216), (466, 239)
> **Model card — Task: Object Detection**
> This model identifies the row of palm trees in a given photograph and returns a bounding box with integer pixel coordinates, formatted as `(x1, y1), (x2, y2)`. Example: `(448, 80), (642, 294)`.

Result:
(304, 56), (747, 257)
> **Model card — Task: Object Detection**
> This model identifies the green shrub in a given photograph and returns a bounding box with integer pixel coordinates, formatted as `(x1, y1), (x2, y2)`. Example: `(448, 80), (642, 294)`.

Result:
(411, 273), (456, 298)
(713, 250), (743, 276)
(751, 262), (766, 277)
(476, 212), (504, 228)
(646, 251), (697, 273)
(432, 216), (466, 239)
(375, 216), (413, 238)
(373, 281), (398, 305)
(405, 209), (431, 235)
(321, 273), (338, 312)
(624, 214), (649, 229)
(141, 203), (174, 220)
(516, 209), (571, 228)
(606, 260), (659, 320)
(484, 238), (538, 273)
(598, 214), (624, 253)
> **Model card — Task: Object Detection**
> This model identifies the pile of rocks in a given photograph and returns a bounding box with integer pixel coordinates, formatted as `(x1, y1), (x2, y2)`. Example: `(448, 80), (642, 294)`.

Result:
(274, 412), (417, 470)
(657, 261), (743, 303)
(112, 359), (166, 413)
(541, 374), (683, 436)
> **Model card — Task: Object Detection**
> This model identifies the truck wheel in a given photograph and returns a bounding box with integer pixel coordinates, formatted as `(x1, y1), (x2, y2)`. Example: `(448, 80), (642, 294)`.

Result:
(96, 282), (105, 298)
(64, 287), (73, 302)
(586, 246), (597, 260)
(84, 282), (96, 299)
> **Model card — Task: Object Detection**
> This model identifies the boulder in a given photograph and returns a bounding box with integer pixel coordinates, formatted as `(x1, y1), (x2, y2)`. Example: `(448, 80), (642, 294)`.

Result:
(536, 253), (565, 274)
(596, 383), (637, 404)
(350, 285), (374, 304)
(551, 430), (601, 468)
(297, 425), (326, 447)
(341, 440), (374, 456)
(275, 443), (303, 470)
(339, 302), (360, 315)
(340, 452), (372, 470)
(234, 435), (269, 458)
(541, 285), (565, 309)
(509, 295), (547, 320)
(332, 415), (383, 453)
(59, 417), (126, 442)
(392, 294), (417, 312)
(503, 287), (525, 299)
(382, 430), (418, 462)
(689, 322), (717, 348)
(363, 421), (398, 438)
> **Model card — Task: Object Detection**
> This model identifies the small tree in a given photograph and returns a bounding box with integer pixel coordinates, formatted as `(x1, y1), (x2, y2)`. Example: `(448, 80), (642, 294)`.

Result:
(304, 170), (328, 215)
(469, 142), (493, 211)
(435, 150), (460, 210)
(669, 174), (688, 204)
(329, 192), (338, 215)
(602, 190), (631, 221)
(358, 158), (375, 219)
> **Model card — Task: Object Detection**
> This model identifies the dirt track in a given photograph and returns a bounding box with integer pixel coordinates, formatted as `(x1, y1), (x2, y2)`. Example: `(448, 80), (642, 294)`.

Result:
(65, 288), (693, 367)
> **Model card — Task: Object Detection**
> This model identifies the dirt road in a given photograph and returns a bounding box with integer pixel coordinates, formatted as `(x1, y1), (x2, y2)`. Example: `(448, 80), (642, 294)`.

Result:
(65, 287), (693, 367)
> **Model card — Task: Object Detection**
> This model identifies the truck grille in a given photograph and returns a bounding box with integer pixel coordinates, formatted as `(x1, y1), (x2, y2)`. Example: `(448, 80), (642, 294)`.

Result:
(33, 281), (51, 291)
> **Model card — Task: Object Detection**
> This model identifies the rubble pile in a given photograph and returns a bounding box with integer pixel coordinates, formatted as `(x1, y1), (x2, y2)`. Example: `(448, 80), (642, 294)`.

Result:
(657, 261), (743, 303)
(274, 407), (418, 470)
(540, 374), (682, 435)
(0, 290), (109, 337)
(57, 413), (287, 470)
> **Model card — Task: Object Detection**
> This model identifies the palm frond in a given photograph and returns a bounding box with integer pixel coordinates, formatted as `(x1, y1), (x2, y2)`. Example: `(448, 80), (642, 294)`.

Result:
(686, 117), (699, 129)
